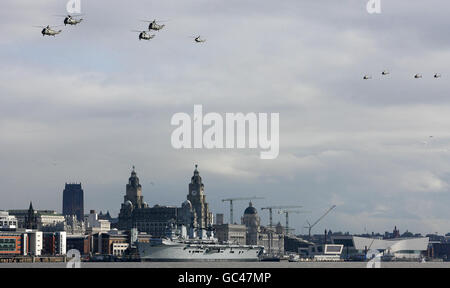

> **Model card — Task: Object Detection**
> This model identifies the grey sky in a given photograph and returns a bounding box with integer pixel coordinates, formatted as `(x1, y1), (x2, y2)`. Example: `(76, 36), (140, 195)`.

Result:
(1, 0), (450, 235)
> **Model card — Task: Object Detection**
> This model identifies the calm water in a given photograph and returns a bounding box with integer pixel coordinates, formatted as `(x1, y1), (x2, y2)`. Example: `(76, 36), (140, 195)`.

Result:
(0, 261), (448, 268)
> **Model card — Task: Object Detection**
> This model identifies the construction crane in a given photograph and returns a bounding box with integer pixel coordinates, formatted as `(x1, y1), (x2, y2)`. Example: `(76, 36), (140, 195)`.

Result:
(304, 205), (336, 238)
(261, 206), (303, 228)
(278, 210), (311, 235)
(222, 197), (264, 224)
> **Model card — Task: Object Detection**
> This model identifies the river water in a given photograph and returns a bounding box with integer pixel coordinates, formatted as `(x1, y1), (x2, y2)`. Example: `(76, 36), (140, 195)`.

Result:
(0, 261), (448, 268)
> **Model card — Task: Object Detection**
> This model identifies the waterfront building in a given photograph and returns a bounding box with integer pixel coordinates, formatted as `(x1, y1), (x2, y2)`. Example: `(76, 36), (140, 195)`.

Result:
(28, 231), (43, 256)
(215, 224), (247, 245)
(118, 165), (213, 238)
(242, 202), (260, 245)
(64, 214), (85, 234)
(353, 236), (429, 260)
(42, 232), (66, 255)
(0, 211), (18, 231)
(258, 226), (285, 255)
(330, 235), (358, 259)
(112, 242), (129, 257)
(187, 165), (213, 230)
(275, 222), (285, 235)
(9, 202), (66, 230)
(216, 213), (224, 225)
(284, 234), (314, 256)
(66, 234), (91, 256)
(240, 202), (285, 255)
(85, 210), (111, 233)
(0, 230), (43, 256)
(98, 211), (113, 221)
(0, 232), (26, 256)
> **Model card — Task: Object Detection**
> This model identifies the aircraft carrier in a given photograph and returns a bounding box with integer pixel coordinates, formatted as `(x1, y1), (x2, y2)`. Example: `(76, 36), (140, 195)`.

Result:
(137, 237), (263, 262)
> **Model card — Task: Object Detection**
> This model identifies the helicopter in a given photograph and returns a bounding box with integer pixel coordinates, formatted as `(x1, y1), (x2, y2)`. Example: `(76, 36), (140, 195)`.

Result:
(363, 75), (372, 80)
(414, 74), (422, 79)
(64, 15), (83, 26)
(381, 70), (390, 76)
(141, 20), (166, 31)
(132, 30), (155, 41)
(189, 35), (206, 43)
(55, 14), (83, 26)
(34, 25), (62, 37)
(434, 73), (442, 78)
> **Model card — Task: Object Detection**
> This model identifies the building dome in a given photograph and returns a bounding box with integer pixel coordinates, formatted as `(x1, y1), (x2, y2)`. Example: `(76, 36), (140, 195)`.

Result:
(182, 200), (192, 209)
(125, 200), (133, 208)
(244, 202), (258, 215)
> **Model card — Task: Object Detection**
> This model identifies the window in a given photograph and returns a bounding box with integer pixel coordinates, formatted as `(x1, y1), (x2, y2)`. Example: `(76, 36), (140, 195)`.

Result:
(0, 238), (16, 251)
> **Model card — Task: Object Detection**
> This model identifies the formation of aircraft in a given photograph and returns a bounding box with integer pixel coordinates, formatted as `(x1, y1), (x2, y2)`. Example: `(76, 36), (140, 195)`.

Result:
(363, 71), (442, 80)
(133, 19), (167, 41)
(134, 19), (206, 43)
(35, 12), (206, 44)
(34, 14), (83, 37)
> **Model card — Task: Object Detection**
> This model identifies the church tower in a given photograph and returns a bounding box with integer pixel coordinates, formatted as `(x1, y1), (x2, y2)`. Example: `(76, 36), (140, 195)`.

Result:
(187, 165), (213, 230)
(124, 166), (144, 209)
(26, 201), (37, 230)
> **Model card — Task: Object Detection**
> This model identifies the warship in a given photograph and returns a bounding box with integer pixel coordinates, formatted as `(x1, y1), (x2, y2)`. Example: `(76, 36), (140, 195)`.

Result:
(136, 226), (263, 262)
(137, 238), (263, 262)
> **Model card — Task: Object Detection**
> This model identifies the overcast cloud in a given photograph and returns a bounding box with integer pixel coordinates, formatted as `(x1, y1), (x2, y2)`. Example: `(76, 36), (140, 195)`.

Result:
(1, 0), (450, 235)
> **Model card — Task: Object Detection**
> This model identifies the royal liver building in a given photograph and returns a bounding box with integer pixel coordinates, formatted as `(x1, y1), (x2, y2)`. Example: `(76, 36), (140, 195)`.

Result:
(187, 165), (213, 230)
(118, 165), (213, 237)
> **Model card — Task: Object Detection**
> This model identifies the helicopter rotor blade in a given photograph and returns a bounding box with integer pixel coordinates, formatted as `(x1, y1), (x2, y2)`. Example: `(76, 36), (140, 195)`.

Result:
(140, 19), (170, 23)
(34, 25), (64, 29)
(53, 14), (83, 17)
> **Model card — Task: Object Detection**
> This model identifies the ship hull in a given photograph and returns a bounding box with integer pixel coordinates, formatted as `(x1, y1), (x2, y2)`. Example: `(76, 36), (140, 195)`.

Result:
(137, 240), (263, 262)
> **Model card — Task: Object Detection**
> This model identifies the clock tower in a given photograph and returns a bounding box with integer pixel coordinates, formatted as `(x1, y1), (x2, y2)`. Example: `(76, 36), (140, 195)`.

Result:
(125, 166), (144, 209)
(187, 164), (213, 229)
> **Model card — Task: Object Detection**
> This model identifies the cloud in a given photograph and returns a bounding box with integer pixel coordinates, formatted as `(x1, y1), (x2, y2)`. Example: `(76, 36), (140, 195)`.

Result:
(1, 0), (450, 234)
(399, 171), (448, 193)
